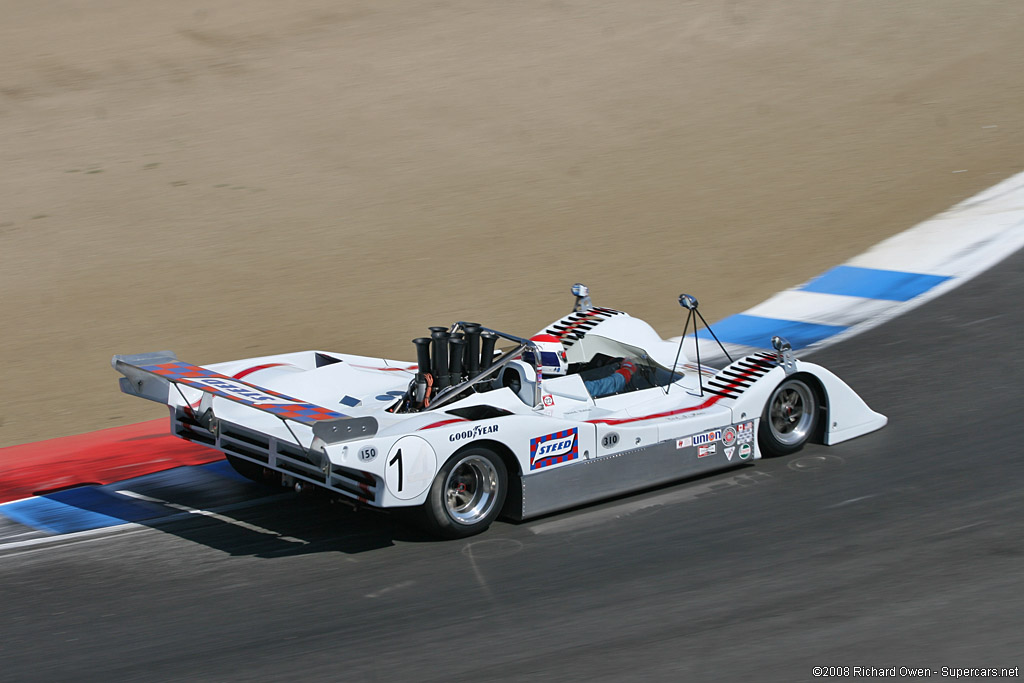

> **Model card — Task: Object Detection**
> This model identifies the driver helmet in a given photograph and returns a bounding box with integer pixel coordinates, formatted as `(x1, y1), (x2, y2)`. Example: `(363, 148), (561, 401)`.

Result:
(522, 334), (568, 377)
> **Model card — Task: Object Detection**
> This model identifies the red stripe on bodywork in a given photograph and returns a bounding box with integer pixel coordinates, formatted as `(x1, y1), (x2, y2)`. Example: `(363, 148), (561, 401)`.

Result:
(587, 363), (770, 426)
(188, 362), (289, 410)
(419, 418), (469, 430)
(350, 364), (418, 372)
(232, 363), (286, 380)
(710, 365), (764, 392)
(586, 395), (724, 425)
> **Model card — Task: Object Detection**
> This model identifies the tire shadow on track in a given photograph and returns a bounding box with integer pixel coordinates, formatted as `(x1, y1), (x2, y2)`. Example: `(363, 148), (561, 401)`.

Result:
(141, 494), (437, 558)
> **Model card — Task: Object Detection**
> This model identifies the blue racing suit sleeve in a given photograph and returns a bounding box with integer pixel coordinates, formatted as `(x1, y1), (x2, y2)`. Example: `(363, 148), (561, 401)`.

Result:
(585, 372), (626, 398)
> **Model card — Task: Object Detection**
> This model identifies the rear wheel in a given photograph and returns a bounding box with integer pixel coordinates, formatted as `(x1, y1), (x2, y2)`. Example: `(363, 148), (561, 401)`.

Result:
(421, 447), (507, 539)
(225, 454), (272, 484)
(758, 378), (818, 456)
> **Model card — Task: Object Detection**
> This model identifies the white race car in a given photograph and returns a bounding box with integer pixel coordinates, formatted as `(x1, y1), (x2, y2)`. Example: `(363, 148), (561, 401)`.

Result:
(113, 285), (886, 538)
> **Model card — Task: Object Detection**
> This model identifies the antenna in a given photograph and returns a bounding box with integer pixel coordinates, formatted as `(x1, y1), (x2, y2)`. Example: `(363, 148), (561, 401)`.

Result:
(668, 293), (734, 395)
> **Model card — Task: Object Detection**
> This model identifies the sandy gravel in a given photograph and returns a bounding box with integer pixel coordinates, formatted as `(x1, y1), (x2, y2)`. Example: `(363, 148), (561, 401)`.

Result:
(2, 0), (1022, 447)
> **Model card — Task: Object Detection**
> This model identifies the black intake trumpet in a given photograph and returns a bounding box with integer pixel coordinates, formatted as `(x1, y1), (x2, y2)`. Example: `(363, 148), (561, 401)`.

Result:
(462, 323), (481, 376)
(448, 337), (466, 387)
(430, 328), (450, 389)
(479, 331), (498, 370)
(411, 337), (432, 402)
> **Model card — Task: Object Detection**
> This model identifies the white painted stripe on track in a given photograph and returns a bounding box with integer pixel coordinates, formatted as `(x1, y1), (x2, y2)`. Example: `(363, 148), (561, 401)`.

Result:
(673, 169), (1024, 361)
(0, 492), (295, 556)
(744, 291), (895, 328)
(116, 489), (309, 545)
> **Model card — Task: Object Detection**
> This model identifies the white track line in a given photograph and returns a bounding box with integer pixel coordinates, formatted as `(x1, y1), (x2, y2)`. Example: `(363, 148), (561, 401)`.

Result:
(0, 492), (296, 556)
(116, 490), (308, 545)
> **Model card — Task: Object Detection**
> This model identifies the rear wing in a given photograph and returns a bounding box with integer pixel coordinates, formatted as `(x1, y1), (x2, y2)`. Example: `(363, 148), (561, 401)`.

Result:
(112, 352), (376, 444)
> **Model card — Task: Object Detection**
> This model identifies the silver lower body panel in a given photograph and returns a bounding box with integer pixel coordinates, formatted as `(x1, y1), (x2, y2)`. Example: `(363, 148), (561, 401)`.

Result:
(515, 436), (752, 520)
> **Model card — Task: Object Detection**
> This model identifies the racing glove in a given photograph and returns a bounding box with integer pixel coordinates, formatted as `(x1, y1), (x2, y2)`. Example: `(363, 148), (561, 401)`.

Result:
(615, 358), (637, 384)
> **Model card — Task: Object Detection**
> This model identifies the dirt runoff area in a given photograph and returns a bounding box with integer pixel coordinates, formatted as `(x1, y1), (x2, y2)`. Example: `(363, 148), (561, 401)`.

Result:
(1, 0), (1022, 447)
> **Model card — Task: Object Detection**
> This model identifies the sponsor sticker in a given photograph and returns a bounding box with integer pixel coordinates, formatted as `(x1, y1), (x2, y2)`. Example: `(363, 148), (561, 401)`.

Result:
(676, 436), (692, 449)
(530, 428), (579, 470)
(722, 427), (737, 447)
(186, 377), (297, 406)
(737, 421), (755, 445)
(725, 446), (735, 461)
(693, 429), (722, 446)
(739, 443), (752, 459)
(449, 424), (499, 442)
(698, 443), (717, 458)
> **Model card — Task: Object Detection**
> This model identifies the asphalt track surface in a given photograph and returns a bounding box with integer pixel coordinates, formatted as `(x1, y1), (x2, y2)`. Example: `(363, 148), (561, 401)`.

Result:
(2, 252), (1022, 682)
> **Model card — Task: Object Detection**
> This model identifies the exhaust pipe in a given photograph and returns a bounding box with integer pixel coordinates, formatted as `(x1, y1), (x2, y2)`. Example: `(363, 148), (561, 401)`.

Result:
(479, 331), (498, 370)
(431, 328), (450, 389)
(462, 323), (481, 376)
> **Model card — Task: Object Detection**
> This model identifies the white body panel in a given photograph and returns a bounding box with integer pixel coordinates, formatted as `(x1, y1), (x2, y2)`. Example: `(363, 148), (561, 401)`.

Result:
(114, 307), (886, 521)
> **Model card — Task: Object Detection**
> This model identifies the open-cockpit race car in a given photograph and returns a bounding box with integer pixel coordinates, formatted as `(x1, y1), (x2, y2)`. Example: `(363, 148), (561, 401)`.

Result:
(113, 285), (887, 538)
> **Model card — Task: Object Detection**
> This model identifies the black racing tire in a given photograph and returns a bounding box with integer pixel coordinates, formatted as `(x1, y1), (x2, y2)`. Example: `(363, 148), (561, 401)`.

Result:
(420, 447), (508, 539)
(225, 454), (272, 484)
(758, 377), (819, 457)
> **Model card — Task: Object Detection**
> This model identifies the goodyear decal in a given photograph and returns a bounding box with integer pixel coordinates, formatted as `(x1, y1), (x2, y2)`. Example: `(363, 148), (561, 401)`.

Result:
(449, 424), (499, 442)
(530, 428), (579, 470)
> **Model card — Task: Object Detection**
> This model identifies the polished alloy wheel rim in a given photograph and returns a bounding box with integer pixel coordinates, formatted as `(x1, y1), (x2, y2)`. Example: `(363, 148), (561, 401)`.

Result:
(768, 380), (815, 446)
(444, 455), (499, 525)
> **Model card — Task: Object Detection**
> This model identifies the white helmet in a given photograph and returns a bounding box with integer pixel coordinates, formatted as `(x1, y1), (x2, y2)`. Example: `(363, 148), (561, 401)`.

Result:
(522, 334), (568, 377)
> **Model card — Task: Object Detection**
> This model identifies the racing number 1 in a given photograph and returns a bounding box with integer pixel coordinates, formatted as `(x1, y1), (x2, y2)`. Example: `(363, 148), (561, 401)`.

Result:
(389, 449), (403, 492)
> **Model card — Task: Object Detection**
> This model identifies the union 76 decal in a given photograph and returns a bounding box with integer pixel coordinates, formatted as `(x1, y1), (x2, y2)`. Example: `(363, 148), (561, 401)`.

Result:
(530, 428), (579, 470)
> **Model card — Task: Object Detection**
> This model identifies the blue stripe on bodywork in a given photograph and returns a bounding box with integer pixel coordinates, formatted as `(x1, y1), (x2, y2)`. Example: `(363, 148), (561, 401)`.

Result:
(694, 315), (848, 350)
(799, 265), (951, 301)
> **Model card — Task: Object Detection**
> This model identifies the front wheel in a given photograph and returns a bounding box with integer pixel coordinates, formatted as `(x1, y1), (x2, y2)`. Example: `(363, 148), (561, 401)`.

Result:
(420, 447), (508, 539)
(758, 378), (818, 457)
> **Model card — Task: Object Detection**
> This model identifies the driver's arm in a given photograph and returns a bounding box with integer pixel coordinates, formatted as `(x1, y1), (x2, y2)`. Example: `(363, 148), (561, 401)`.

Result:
(584, 358), (636, 398)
